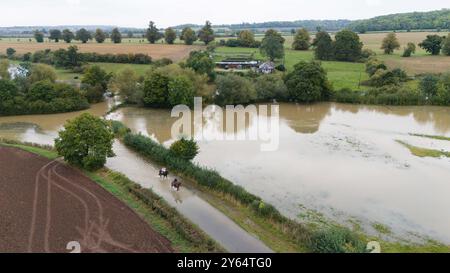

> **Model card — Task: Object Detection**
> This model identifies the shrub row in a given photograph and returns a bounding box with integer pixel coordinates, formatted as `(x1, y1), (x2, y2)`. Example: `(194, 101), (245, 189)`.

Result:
(79, 52), (152, 64)
(8, 48), (152, 65)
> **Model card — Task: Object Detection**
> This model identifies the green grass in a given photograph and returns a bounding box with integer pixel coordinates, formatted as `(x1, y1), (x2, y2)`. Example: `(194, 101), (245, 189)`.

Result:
(372, 223), (392, 235)
(214, 46), (369, 90)
(0, 140), (222, 253)
(397, 140), (450, 158)
(410, 134), (450, 142)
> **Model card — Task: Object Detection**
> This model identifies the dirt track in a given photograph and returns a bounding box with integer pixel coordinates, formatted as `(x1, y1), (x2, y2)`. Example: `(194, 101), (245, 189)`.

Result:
(0, 146), (174, 253)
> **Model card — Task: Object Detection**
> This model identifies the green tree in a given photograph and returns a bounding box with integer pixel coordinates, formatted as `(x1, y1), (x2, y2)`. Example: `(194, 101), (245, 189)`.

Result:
(0, 59), (11, 80)
(27, 80), (57, 102)
(292, 28), (311, 50)
(55, 113), (115, 171)
(442, 34), (450, 56)
(0, 79), (18, 101)
(334, 30), (363, 62)
(34, 30), (44, 43)
(198, 21), (215, 45)
(94, 28), (106, 43)
(284, 61), (332, 103)
(381, 33), (400, 54)
(110, 28), (122, 44)
(108, 68), (140, 103)
(62, 29), (75, 43)
(146, 21), (163, 44)
(420, 74), (440, 99)
(260, 29), (285, 61)
(168, 75), (195, 106)
(6, 48), (16, 58)
(312, 31), (334, 60)
(49, 29), (62, 42)
(254, 74), (288, 101)
(82, 65), (112, 92)
(180, 27), (197, 45)
(75, 28), (92, 43)
(402, 42), (416, 57)
(214, 74), (256, 105)
(142, 70), (170, 107)
(185, 50), (215, 80)
(238, 30), (256, 47)
(164, 27), (177, 44)
(169, 138), (199, 161)
(29, 64), (57, 84)
(419, 35), (444, 55)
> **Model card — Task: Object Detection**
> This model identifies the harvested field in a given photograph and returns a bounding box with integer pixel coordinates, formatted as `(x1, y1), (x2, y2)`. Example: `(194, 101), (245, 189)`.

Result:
(0, 42), (203, 61)
(382, 55), (450, 75)
(0, 146), (174, 253)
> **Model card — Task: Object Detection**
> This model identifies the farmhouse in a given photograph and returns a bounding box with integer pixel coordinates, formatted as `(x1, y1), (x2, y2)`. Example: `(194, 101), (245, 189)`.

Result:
(258, 61), (275, 74)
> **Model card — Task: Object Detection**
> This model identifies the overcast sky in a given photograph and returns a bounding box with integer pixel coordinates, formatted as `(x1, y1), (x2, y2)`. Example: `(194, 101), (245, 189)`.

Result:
(0, 0), (447, 28)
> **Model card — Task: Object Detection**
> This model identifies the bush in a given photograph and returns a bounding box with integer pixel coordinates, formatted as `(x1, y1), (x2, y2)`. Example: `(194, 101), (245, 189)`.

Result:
(169, 138), (199, 161)
(402, 42), (416, 57)
(420, 74), (440, 99)
(284, 61), (332, 103)
(365, 58), (387, 76)
(254, 74), (288, 101)
(55, 113), (115, 171)
(214, 74), (256, 105)
(309, 226), (367, 253)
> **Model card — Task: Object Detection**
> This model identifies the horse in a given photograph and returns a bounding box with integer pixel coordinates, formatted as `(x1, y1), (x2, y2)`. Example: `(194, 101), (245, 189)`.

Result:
(171, 179), (182, 191)
(159, 168), (169, 179)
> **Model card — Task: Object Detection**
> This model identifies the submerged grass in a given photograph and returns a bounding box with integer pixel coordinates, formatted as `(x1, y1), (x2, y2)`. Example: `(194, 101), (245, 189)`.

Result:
(410, 134), (450, 142)
(397, 140), (450, 158)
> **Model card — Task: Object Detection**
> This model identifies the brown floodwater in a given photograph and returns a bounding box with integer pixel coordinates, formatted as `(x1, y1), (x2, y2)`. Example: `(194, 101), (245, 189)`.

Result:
(107, 103), (450, 244)
(2, 102), (450, 245)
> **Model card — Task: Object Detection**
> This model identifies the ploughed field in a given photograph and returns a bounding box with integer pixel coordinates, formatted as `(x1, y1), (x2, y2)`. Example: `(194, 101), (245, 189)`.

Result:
(0, 42), (203, 62)
(0, 146), (174, 253)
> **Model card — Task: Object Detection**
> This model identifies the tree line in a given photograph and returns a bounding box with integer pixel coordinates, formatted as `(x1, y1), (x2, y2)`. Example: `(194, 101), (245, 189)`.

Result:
(349, 9), (450, 33)
(31, 21), (217, 46)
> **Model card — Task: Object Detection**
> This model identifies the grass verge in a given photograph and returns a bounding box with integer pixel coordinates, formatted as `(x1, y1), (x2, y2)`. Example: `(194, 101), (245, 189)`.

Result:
(0, 139), (224, 253)
(397, 140), (450, 158)
(410, 134), (450, 142)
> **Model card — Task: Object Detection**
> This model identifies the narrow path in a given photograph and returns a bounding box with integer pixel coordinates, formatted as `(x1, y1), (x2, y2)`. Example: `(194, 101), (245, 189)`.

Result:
(106, 141), (274, 253)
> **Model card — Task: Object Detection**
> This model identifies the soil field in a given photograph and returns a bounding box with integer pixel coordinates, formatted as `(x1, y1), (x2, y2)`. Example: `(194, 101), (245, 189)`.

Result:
(0, 42), (203, 61)
(0, 146), (174, 253)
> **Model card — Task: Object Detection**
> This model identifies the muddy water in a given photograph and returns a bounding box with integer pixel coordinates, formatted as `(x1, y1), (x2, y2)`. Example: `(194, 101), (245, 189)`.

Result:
(2, 103), (450, 244)
(107, 103), (450, 244)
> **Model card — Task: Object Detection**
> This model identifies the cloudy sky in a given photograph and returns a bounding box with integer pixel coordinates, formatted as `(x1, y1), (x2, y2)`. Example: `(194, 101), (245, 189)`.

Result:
(0, 0), (447, 28)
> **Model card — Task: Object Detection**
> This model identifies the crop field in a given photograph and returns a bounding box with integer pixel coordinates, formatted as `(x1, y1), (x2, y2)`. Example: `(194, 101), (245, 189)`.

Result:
(0, 40), (202, 61)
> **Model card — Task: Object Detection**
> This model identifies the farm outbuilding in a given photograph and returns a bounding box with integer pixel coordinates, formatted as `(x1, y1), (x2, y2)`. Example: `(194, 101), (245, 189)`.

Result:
(258, 62), (275, 74)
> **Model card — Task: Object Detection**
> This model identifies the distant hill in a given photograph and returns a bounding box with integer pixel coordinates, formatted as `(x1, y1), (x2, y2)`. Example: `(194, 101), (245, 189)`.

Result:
(173, 9), (450, 33)
(1, 9), (449, 37)
(173, 20), (352, 32)
(348, 9), (450, 32)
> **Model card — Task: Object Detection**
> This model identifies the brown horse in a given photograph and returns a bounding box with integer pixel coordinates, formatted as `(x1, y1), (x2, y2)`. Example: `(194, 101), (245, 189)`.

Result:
(171, 179), (182, 191)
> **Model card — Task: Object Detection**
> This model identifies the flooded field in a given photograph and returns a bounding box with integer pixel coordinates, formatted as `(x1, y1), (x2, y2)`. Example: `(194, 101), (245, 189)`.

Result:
(1, 102), (450, 244)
